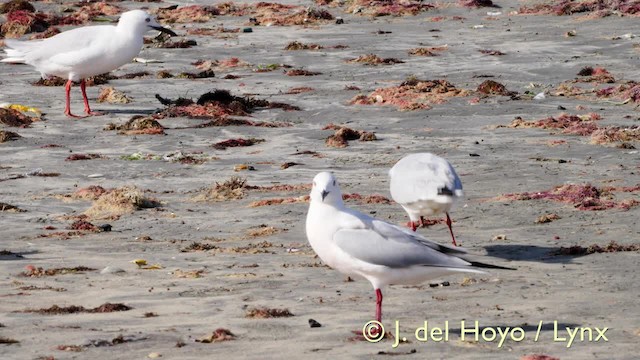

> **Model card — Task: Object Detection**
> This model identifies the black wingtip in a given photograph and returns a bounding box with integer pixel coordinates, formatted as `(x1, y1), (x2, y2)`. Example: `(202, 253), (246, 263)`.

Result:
(469, 261), (516, 271)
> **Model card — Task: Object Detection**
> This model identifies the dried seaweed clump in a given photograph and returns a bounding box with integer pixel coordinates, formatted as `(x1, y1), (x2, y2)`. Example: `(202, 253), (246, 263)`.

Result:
(157, 89), (300, 119)
(245, 307), (294, 318)
(153, 5), (219, 23)
(194, 176), (247, 202)
(343, 193), (392, 204)
(350, 78), (470, 111)
(1, 0), (35, 14)
(21, 266), (96, 277)
(33, 73), (115, 86)
(477, 80), (516, 96)
(519, 0), (640, 16)
(502, 113), (601, 136)
(498, 183), (639, 211)
(196, 328), (237, 343)
(459, 0), (497, 8)
(552, 241), (640, 256)
(19, 303), (131, 315)
(250, 4), (334, 26)
(105, 116), (165, 135)
(575, 67), (615, 83)
(0, 202), (26, 212)
(73, 186), (108, 200)
(192, 57), (251, 70)
(596, 81), (640, 103)
(84, 186), (162, 219)
(0, 108), (38, 127)
(0, 130), (21, 142)
(408, 46), (448, 56)
(347, 54), (404, 65)
(590, 126), (640, 144)
(212, 138), (265, 150)
(323, 123), (377, 148)
(284, 41), (324, 50)
(346, 0), (434, 17)
(1, 9), (49, 38)
(97, 87), (131, 104)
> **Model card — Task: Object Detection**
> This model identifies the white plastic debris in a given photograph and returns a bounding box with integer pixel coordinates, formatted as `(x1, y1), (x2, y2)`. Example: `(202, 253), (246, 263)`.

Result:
(487, 11), (502, 16)
(533, 92), (546, 100)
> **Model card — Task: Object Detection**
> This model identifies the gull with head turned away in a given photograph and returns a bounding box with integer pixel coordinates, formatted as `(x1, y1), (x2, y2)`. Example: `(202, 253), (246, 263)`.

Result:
(1, 10), (177, 118)
(389, 153), (463, 246)
(305, 172), (514, 332)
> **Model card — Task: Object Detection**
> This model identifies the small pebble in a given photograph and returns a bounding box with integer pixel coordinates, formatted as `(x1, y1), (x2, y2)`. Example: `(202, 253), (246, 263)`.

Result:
(98, 224), (112, 232)
(88, 173), (104, 178)
(335, 18), (344, 24)
(308, 319), (322, 328)
(148, 352), (162, 359)
(242, 27), (253, 33)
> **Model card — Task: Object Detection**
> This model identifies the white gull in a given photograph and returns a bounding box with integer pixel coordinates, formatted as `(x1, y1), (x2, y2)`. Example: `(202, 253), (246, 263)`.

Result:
(389, 153), (463, 246)
(1, 9), (176, 117)
(305, 172), (513, 325)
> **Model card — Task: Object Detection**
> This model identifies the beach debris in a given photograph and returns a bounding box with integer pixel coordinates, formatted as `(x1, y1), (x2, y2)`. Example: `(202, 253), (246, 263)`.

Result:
(478, 49), (505, 55)
(351, 78), (470, 111)
(21, 265), (96, 277)
(477, 80), (516, 96)
(246, 225), (284, 238)
(0, 337), (19, 344)
(131, 259), (163, 270)
(285, 87), (315, 94)
(459, 0), (497, 7)
(323, 123), (377, 148)
(65, 153), (103, 161)
(196, 328), (237, 343)
(0, 102), (41, 117)
(0, 202), (25, 212)
(284, 41), (324, 50)
(536, 213), (562, 224)
(68, 219), (99, 232)
(249, 196), (310, 207)
(0, 108), (39, 127)
(153, 5), (218, 23)
(181, 242), (219, 252)
(345, 0), (434, 17)
(408, 45), (448, 56)
(520, 356), (560, 360)
(193, 176), (247, 202)
(497, 183), (639, 211)
(576, 66), (615, 83)
(346, 54), (404, 65)
(192, 57), (250, 70)
(84, 186), (162, 219)
(519, 1), (640, 16)
(280, 162), (302, 169)
(213, 138), (265, 150)
(286, 68), (322, 76)
(533, 92), (546, 100)
(73, 185), (108, 200)
(172, 269), (206, 278)
(106, 116), (165, 135)
(97, 87), (132, 104)
(309, 319), (322, 328)
(245, 307), (294, 318)
(19, 302), (131, 314)
(254, 63), (293, 72)
(234, 164), (255, 171)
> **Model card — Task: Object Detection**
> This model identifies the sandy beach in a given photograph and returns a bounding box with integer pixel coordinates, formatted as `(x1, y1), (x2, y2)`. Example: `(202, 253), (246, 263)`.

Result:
(1, 0), (639, 359)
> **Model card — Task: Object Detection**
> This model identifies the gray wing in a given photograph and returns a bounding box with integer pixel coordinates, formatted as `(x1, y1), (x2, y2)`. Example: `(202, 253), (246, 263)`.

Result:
(333, 219), (471, 269)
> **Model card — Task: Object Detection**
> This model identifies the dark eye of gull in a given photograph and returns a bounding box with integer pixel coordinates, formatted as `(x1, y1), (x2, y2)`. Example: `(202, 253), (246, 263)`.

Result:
(145, 18), (151, 23)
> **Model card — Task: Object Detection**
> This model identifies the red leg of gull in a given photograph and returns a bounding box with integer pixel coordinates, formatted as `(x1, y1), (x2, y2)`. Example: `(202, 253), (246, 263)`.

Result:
(407, 221), (417, 231)
(445, 212), (458, 247)
(80, 79), (103, 116)
(64, 80), (81, 118)
(375, 288), (383, 323)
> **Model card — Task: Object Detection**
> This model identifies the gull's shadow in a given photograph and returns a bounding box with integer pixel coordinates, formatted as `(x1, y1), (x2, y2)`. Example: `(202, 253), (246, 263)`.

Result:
(0, 250), (38, 261)
(483, 244), (584, 264)
(96, 108), (158, 115)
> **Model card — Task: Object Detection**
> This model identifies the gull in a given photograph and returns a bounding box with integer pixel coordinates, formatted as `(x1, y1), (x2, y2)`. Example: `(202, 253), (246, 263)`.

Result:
(1, 10), (176, 117)
(305, 172), (513, 326)
(389, 153), (463, 246)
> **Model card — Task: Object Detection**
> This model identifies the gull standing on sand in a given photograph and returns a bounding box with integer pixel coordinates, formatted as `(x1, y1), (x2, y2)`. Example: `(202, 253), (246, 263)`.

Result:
(1, 10), (177, 117)
(305, 172), (513, 325)
(389, 153), (463, 246)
